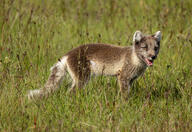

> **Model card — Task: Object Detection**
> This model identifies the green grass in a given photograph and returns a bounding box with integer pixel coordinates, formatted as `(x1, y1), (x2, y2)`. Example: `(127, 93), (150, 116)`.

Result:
(0, 0), (192, 131)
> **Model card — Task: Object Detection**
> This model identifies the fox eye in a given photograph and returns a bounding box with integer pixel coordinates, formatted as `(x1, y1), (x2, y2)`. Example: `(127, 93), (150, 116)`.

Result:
(141, 44), (148, 49)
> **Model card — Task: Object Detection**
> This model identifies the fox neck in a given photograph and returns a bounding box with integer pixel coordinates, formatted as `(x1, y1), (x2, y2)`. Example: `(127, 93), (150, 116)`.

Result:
(131, 47), (146, 68)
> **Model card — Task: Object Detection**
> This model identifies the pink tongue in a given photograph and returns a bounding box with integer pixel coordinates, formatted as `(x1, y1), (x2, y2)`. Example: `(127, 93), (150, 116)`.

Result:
(145, 59), (153, 66)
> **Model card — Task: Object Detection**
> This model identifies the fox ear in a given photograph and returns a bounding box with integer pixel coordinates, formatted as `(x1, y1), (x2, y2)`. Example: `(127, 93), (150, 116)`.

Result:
(154, 31), (161, 42)
(133, 31), (143, 42)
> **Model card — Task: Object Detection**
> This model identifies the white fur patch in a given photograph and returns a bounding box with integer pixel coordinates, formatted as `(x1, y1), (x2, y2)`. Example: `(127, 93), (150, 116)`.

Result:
(50, 56), (68, 71)
(90, 60), (100, 75)
(27, 89), (41, 100)
(65, 59), (77, 86)
(133, 31), (143, 42)
(90, 60), (96, 66)
(154, 31), (161, 42)
(132, 52), (142, 66)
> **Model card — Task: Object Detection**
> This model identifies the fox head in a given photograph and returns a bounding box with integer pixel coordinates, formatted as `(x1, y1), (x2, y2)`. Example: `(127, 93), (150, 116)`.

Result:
(133, 31), (161, 66)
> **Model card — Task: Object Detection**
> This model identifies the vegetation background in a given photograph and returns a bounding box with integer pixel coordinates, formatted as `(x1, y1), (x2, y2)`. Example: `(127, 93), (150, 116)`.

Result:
(0, 0), (192, 131)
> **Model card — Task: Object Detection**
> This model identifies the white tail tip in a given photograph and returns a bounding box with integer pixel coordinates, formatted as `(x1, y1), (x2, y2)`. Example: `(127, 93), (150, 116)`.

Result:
(27, 89), (41, 100)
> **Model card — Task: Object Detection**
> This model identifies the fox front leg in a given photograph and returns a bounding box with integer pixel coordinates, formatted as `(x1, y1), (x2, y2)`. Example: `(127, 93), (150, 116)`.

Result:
(118, 77), (133, 100)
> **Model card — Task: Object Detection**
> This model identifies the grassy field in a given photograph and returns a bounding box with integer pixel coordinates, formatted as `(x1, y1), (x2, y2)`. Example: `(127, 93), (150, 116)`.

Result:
(0, 0), (192, 131)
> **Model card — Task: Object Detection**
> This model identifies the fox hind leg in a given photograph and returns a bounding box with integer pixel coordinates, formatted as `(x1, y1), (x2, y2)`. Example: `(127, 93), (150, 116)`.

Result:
(66, 58), (91, 93)
(66, 66), (91, 93)
(66, 65), (79, 93)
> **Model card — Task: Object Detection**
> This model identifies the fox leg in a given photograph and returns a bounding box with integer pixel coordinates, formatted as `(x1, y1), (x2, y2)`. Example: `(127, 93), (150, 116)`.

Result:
(66, 64), (78, 93)
(117, 75), (132, 100)
(66, 63), (91, 93)
(66, 54), (91, 91)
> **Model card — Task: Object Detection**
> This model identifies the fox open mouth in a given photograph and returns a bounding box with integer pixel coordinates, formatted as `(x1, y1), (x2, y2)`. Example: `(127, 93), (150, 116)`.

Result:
(144, 58), (153, 66)
(141, 56), (154, 66)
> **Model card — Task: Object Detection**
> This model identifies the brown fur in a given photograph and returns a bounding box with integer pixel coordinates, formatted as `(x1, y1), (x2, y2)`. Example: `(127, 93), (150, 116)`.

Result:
(27, 31), (161, 100)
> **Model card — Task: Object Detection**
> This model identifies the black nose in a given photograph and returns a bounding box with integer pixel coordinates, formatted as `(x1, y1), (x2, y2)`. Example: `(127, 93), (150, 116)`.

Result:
(152, 56), (156, 60)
